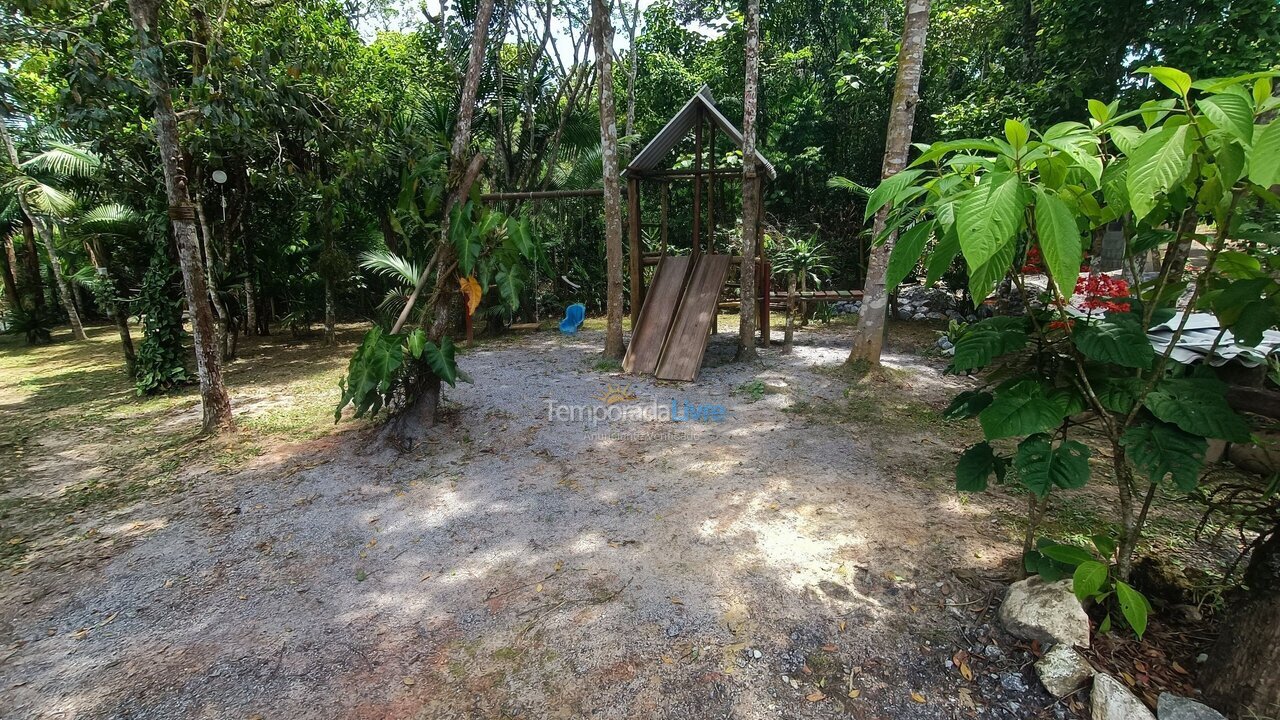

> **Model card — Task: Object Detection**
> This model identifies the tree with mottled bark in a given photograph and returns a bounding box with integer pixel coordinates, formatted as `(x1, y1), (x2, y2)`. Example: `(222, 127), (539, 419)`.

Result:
(593, 0), (625, 360)
(380, 0), (496, 445)
(127, 0), (234, 434)
(1203, 525), (1280, 717)
(846, 0), (931, 367)
(736, 0), (762, 360)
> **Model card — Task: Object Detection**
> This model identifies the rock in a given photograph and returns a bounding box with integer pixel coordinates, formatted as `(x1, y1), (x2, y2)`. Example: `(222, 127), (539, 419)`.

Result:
(761, 379), (789, 395)
(1156, 693), (1227, 720)
(1092, 674), (1156, 720)
(999, 577), (1091, 649)
(1000, 672), (1030, 693)
(896, 308), (914, 321)
(911, 312), (926, 321)
(1036, 645), (1094, 697)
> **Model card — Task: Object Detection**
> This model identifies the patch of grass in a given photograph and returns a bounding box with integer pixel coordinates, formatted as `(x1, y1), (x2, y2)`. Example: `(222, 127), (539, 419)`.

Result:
(592, 357), (622, 372)
(734, 380), (766, 403)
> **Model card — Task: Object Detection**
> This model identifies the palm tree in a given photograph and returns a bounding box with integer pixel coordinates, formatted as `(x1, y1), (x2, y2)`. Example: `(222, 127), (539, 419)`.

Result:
(0, 127), (97, 340)
(73, 202), (144, 371)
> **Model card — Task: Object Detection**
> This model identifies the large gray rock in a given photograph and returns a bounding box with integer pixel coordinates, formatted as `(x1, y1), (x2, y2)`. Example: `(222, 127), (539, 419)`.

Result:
(1156, 693), (1227, 720)
(1092, 674), (1156, 720)
(999, 577), (1092, 648)
(1036, 644), (1094, 697)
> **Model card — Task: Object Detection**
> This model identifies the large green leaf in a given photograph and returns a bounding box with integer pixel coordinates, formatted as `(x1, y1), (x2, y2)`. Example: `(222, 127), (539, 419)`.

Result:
(1039, 543), (1095, 567)
(957, 172), (1026, 270)
(422, 336), (459, 387)
(1140, 66), (1192, 97)
(864, 169), (924, 221)
(335, 327), (405, 421)
(1073, 560), (1109, 602)
(1144, 378), (1252, 442)
(1250, 120), (1280, 188)
(1094, 376), (1141, 414)
(1115, 581), (1150, 639)
(944, 390), (994, 420)
(885, 220), (935, 293)
(1121, 420), (1208, 491)
(1013, 433), (1092, 496)
(956, 442), (1004, 492)
(980, 382), (1068, 440)
(1127, 124), (1193, 221)
(1034, 189), (1084, 297)
(967, 238), (1015, 305)
(949, 319), (1028, 372)
(1197, 94), (1254, 145)
(1073, 314), (1155, 369)
(924, 225), (960, 286)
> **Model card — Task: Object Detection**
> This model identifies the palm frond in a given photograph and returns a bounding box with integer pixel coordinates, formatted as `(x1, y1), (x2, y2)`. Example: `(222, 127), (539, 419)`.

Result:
(21, 143), (102, 179)
(4, 176), (80, 216)
(359, 250), (422, 287)
(79, 203), (142, 231)
(826, 176), (870, 196)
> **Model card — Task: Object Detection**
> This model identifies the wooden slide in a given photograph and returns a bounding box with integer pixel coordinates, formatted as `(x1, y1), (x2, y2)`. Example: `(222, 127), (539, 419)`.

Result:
(622, 254), (732, 382)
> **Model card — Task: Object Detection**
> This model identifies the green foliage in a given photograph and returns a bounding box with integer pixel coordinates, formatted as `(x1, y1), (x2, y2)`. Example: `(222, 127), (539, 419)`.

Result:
(1013, 434), (1091, 497)
(1026, 537), (1152, 639)
(1120, 420), (1207, 491)
(133, 242), (190, 395)
(335, 327), (405, 421)
(2, 306), (55, 344)
(1072, 314), (1156, 369)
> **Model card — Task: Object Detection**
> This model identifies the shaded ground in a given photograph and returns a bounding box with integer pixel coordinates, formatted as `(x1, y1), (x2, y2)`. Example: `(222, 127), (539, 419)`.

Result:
(0, 318), (1209, 719)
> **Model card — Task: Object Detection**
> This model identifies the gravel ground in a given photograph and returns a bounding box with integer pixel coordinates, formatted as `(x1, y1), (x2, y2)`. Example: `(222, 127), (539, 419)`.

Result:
(0, 323), (1074, 719)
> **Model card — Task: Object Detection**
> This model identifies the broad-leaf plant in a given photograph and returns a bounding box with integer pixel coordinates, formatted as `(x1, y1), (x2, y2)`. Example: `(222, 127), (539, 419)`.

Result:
(872, 66), (1280, 637)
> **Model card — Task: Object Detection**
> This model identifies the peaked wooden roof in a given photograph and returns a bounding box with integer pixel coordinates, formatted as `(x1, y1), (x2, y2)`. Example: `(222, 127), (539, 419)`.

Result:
(623, 86), (777, 180)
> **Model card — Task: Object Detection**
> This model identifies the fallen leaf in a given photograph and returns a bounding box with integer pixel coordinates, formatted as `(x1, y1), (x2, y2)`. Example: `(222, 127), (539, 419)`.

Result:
(670, 597), (683, 605)
(403, 677), (415, 686)
(535, 584), (543, 592)
(910, 691), (926, 704)
(661, 655), (673, 664)
(847, 689), (861, 699)
(822, 644), (837, 652)
(958, 688), (977, 712)
(1171, 662), (1188, 675)
(806, 691), (826, 702)
(838, 620), (847, 632)
(959, 660), (974, 682)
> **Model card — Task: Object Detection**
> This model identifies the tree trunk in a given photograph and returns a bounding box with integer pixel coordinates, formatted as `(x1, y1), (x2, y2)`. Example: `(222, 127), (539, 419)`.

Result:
(128, 0), (234, 434)
(1202, 527), (1280, 717)
(324, 276), (336, 346)
(244, 276), (257, 337)
(113, 300), (137, 375)
(783, 271), (796, 352)
(593, 0), (625, 360)
(0, 235), (21, 311)
(195, 200), (230, 359)
(847, 0), (931, 366)
(383, 0), (495, 444)
(622, 0), (640, 158)
(29, 208), (86, 340)
(0, 119), (55, 318)
(736, 0), (762, 361)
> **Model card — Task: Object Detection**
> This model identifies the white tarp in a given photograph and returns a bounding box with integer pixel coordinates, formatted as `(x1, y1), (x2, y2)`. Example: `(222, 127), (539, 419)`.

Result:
(1147, 312), (1280, 367)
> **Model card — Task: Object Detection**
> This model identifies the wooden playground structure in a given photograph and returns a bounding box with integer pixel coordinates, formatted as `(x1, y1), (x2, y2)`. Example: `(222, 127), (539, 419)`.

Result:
(483, 86), (862, 382)
(620, 87), (777, 382)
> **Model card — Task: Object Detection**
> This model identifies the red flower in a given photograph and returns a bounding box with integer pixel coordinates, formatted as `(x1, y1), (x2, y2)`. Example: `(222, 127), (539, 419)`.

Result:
(1074, 273), (1132, 313)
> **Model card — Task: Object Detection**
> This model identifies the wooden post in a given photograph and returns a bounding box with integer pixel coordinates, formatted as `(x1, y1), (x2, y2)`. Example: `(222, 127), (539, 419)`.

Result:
(707, 125), (716, 255)
(783, 271), (796, 352)
(757, 184), (770, 347)
(628, 176), (642, 326)
(660, 182), (669, 256)
(696, 109), (706, 260)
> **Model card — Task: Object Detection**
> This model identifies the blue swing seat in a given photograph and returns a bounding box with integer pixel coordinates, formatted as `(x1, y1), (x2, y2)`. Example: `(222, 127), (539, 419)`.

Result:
(559, 303), (586, 334)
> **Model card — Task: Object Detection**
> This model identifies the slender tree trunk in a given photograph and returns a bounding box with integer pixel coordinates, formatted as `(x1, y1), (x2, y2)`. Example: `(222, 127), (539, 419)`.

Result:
(244, 276), (257, 337)
(0, 119), (55, 318)
(0, 235), (20, 311)
(783, 271), (796, 352)
(622, 0), (640, 158)
(736, 0), (762, 361)
(594, 0), (625, 360)
(113, 300), (137, 374)
(28, 208), (86, 340)
(21, 219), (44, 311)
(847, 0), (931, 366)
(195, 201), (230, 359)
(384, 0), (495, 444)
(324, 276), (336, 346)
(129, 0), (234, 434)
(1202, 527), (1280, 717)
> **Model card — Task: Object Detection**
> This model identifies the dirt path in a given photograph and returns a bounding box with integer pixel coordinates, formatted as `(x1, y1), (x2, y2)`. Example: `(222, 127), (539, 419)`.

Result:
(1, 324), (1071, 719)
